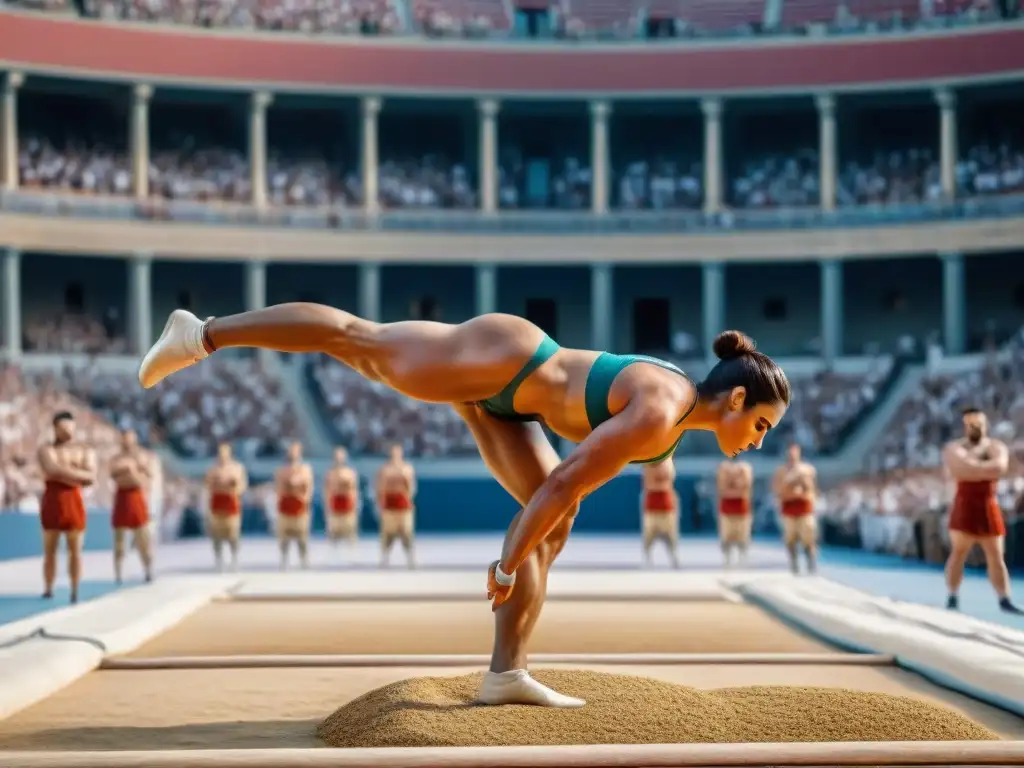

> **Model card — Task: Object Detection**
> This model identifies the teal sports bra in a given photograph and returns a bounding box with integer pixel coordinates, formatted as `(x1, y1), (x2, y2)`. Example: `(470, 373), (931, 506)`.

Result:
(476, 337), (695, 465)
(583, 352), (696, 465)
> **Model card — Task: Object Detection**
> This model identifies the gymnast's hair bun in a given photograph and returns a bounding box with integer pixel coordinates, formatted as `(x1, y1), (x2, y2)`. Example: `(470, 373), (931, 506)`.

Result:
(713, 330), (757, 361)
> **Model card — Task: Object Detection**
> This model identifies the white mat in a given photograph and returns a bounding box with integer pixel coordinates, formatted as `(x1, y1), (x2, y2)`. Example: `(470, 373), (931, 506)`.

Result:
(737, 577), (1024, 716)
(0, 576), (235, 719)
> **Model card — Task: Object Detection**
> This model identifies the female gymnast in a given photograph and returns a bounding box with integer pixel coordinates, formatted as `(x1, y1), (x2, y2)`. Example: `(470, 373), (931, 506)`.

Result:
(140, 305), (790, 708)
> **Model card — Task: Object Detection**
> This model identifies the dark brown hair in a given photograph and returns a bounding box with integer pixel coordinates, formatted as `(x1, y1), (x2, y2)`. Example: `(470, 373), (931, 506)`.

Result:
(696, 330), (791, 407)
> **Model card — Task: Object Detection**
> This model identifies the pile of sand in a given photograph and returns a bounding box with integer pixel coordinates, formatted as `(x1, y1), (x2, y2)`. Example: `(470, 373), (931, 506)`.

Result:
(318, 670), (999, 748)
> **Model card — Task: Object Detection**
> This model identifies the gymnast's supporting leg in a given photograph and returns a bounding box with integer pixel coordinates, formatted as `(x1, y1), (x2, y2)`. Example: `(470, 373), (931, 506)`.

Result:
(457, 405), (584, 708)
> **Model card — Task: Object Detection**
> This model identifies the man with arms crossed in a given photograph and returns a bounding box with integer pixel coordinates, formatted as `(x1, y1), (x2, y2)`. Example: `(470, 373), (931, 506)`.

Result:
(943, 407), (1022, 614)
(109, 429), (154, 584)
(640, 458), (679, 568)
(717, 457), (753, 568)
(325, 447), (360, 547)
(204, 442), (248, 572)
(376, 444), (417, 569)
(276, 441), (314, 570)
(38, 412), (96, 603)
(773, 444), (818, 575)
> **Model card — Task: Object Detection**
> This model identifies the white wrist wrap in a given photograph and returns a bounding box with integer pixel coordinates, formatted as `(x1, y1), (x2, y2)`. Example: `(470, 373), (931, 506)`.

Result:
(494, 562), (516, 586)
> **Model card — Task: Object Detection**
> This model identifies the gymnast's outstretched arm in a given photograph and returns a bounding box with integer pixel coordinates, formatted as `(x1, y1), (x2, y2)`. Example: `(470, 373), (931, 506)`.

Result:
(496, 399), (676, 582)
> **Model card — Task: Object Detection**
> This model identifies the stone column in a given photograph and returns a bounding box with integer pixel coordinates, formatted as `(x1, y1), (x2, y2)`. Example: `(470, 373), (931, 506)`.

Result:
(701, 98), (723, 215)
(2, 72), (24, 192)
(941, 252), (965, 355)
(362, 97), (382, 216)
(475, 263), (497, 317)
(249, 91), (272, 209)
(702, 261), (725, 366)
(129, 255), (152, 354)
(3, 248), (21, 359)
(816, 93), (837, 211)
(819, 259), (843, 362)
(935, 88), (958, 201)
(590, 100), (611, 215)
(477, 99), (499, 214)
(131, 83), (152, 199)
(590, 263), (612, 351)
(358, 262), (381, 322)
(245, 261), (267, 312)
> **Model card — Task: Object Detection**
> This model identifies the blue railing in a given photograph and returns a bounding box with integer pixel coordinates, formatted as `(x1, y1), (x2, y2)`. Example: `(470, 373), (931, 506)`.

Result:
(4, 189), (1024, 234)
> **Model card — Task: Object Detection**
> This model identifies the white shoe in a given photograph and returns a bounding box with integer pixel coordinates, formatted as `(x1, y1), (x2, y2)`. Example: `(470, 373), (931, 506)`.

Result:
(139, 310), (209, 389)
(477, 670), (585, 708)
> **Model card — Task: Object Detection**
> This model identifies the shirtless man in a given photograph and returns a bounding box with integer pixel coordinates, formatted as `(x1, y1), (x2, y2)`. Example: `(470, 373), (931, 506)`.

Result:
(140, 305), (789, 707)
(37, 412), (96, 603)
(943, 407), (1022, 614)
(204, 442), (248, 572)
(324, 447), (360, 547)
(640, 458), (679, 568)
(376, 444), (417, 568)
(109, 429), (153, 584)
(276, 441), (314, 570)
(717, 457), (754, 568)
(773, 444), (817, 575)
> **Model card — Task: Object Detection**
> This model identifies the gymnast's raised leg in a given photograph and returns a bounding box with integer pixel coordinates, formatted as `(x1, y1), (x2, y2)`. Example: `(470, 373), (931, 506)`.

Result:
(139, 304), (544, 401)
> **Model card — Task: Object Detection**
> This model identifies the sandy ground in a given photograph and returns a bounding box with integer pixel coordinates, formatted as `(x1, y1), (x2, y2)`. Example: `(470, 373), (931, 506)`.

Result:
(127, 600), (829, 657)
(0, 663), (1021, 751)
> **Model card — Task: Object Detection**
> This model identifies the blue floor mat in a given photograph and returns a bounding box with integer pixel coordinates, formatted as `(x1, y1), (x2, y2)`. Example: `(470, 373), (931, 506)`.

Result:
(0, 581), (124, 626)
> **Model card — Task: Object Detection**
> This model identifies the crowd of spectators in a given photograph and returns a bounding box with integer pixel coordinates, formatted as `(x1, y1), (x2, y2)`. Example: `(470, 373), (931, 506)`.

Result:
(309, 356), (478, 457)
(17, 115), (1024, 214)
(23, 311), (129, 355)
(3, 0), (1010, 40)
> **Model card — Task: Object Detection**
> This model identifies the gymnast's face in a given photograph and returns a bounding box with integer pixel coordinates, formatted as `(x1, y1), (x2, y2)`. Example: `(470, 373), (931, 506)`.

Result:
(713, 387), (786, 459)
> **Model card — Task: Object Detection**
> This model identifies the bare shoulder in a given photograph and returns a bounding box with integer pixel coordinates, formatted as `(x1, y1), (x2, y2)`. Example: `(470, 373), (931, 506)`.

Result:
(990, 438), (1010, 454)
(37, 444), (54, 461)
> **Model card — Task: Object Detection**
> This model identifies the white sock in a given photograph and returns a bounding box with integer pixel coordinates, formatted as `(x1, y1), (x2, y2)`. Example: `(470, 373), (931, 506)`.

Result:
(478, 669), (585, 708)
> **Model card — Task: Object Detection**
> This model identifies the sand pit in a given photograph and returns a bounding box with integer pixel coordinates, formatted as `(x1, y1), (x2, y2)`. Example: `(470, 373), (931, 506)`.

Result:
(127, 600), (827, 657)
(318, 669), (1000, 749)
(1, 663), (1020, 751)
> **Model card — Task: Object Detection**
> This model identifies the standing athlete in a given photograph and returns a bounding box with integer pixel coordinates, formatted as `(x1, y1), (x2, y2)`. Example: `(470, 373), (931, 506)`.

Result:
(773, 444), (818, 575)
(275, 441), (314, 571)
(109, 429), (154, 584)
(716, 457), (753, 568)
(203, 442), (248, 572)
(324, 447), (360, 547)
(139, 305), (790, 707)
(37, 412), (96, 603)
(942, 407), (1022, 614)
(640, 458), (679, 568)
(376, 444), (417, 569)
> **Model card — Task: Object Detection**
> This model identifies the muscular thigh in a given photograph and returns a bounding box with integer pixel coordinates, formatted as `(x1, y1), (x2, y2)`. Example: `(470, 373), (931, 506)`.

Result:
(949, 530), (978, 554)
(461, 406), (560, 507)
(977, 536), (1005, 561)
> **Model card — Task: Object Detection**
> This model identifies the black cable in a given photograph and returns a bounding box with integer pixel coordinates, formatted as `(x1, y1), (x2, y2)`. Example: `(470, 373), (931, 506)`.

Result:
(0, 626), (107, 652)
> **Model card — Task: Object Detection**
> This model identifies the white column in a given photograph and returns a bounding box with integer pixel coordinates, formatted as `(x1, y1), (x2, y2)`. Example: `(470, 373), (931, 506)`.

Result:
(816, 93), (837, 212)
(475, 263), (497, 317)
(131, 83), (152, 199)
(245, 261), (267, 312)
(701, 98), (723, 215)
(358, 262), (381, 322)
(819, 259), (843, 362)
(3, 248), (21, 359)
(590, 263), (612, 351)
(935, 88), (958, 201)
(361, 97), (382, 216)
(249, 91), (272, 209)
(2, 72), (24, 192)
(477, 99), (499, 214)
(942, 252), (965, 355)
(702, 261), (725, 367)
(589, 100), (611, 215)
(129, 255), (152, 354)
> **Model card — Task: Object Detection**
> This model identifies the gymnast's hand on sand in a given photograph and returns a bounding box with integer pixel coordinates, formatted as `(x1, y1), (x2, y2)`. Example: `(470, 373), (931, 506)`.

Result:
(487, 560), (514, 611)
